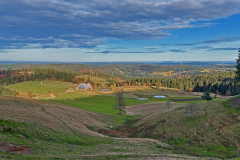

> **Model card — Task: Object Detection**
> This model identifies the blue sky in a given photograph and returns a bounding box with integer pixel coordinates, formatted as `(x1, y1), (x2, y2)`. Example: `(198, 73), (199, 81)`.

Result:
(0, 0), (240, 62)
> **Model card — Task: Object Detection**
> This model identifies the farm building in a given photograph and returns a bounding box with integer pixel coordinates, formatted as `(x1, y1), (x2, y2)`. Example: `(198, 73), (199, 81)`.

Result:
(76, 83), (92, 90)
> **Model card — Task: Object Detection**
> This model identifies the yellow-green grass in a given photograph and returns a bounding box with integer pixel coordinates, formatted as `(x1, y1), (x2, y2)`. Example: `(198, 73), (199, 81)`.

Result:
(0, 118), (165, 160)
(135, 98), (240, 158)
(0, 98), (174, 160)
(48, 94), (205, 115)
(5, 81), (74, 95)
(5, 81), (208, 115)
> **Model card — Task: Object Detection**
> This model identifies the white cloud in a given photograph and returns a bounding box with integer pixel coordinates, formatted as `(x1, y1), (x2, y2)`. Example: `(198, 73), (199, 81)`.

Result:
(0, 0), (240, 49)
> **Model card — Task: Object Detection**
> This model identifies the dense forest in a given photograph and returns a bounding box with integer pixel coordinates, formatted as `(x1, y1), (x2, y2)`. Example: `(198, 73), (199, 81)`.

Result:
(104, 64), (236, 78)
(129, 71), (238, 95)
(0, 63), (236, 79)
(0, 68), (77, 86)
(0, 64), (239, 96)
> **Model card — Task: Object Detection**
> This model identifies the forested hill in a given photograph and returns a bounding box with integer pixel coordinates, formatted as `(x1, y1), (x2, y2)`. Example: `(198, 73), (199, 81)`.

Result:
(130, 71), (238, 95)
(0, 63), (96, 71)
(0, 63), (236, 79)
(100, 63), (236, 78)
(104, 64), (201, 77)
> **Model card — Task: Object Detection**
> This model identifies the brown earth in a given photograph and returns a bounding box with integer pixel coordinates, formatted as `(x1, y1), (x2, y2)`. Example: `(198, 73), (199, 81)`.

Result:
(0, 96), (172, 147)
(0, 142), (31, 154)
(170, 98), (203, 102)
(0, 96), (107, 137)
(125, 102), (183, 115)
(82, 153), (218, 160)
(230, 96), (240, 108)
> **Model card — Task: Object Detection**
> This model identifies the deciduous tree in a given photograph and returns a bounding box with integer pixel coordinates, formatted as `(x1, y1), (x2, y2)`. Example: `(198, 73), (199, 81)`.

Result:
(115, 91), (125, 115)
(185, 103), (199, 119)
(166, 101), (171, 109)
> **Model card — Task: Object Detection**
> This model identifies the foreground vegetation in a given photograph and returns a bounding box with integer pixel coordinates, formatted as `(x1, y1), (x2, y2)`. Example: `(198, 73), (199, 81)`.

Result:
(0, 61), (239, 159)
(0, 97), (204, 160)
(0, 93), (238, 159)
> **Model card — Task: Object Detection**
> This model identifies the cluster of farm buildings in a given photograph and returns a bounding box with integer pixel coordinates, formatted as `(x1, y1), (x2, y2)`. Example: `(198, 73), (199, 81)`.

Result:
(76, 83), (92, 90)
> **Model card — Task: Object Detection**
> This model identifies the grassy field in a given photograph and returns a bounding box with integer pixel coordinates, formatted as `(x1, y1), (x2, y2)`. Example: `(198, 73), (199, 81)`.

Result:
(5, 81), (208, 115)
(0, 118), (170, 160)
(129, 97), (240, 159)
(48, 94), (206, 115)
(1, 80), (239, 159)
(5, 81), (74, 95)
(0, 97), (196, 160)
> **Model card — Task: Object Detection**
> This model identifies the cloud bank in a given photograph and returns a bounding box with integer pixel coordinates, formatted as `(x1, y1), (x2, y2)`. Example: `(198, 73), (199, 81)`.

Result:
(0, 0), (240, 49)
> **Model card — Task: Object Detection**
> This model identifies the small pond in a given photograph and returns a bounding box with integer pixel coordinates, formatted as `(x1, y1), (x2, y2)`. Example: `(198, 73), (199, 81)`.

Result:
(137, 98), (149, 100)
(154, 95), (166, 98)
(99, 90), (110, 91)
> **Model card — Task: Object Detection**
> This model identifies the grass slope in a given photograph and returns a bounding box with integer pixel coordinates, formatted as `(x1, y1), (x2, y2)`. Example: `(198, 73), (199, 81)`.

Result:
(5, 81), (206, 115)
(5, 81), (73, 95)
(0, 97), (201, 160)
(131, 97), (240, 159)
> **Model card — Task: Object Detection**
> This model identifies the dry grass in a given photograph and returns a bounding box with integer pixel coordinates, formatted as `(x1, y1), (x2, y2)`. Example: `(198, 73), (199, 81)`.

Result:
(125, 102), (183, 115)
(134, 98), (240, 157)
(0, 96), (107, 137)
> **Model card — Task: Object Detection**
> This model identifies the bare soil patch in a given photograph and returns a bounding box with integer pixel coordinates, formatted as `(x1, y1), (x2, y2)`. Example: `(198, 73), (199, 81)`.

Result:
(0, 142), (31, 154)
(0, 96), (107, 137)
(230, 96), (240, 108)
(0, 95), (49, 104)
(170, 98), (203, 102)
(126, 102), (183, 115)
(97, 129), (130, 137)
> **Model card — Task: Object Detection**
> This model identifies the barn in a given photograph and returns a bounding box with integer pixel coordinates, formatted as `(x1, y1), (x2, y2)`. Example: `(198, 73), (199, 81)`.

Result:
(76, 83), (92, 90)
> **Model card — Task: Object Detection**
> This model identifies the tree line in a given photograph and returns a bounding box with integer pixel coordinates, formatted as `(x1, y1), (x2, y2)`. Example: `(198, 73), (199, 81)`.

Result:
(0, 68), (77, 86)
(129, 71), (238, 95)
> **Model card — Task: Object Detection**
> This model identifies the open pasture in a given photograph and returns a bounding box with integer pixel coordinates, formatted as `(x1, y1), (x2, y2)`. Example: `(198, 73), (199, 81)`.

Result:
(1, 81), (237, 159)
(5, 81), (213, 116)
(0, 96), (178, 160)
(5, 81), (74, 95)
(48, 92), (205, 115)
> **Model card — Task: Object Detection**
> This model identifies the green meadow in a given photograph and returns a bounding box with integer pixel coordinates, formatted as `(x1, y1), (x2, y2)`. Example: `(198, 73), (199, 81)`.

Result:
(2, 80), (240, 159)
(5, 81), (73, 95)
(5, 81), (207, 115)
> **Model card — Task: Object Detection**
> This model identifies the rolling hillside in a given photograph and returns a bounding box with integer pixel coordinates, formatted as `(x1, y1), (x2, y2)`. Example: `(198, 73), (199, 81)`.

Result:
(0, 96), (211, 160)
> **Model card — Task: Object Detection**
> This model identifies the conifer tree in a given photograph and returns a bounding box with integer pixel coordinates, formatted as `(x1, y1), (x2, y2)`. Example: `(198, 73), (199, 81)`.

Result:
(201, 90), (212, 101)
(235, 48), (240, 83)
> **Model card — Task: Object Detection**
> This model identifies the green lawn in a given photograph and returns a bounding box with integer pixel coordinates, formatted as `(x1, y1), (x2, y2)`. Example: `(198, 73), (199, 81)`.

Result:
(48, 94), (203, 115)
(5, 81), (72, 95)
(5, 81), (206, 115)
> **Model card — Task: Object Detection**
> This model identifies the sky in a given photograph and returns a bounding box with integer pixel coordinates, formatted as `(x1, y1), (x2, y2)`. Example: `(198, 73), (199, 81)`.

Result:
(0, 0), (240, 62)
